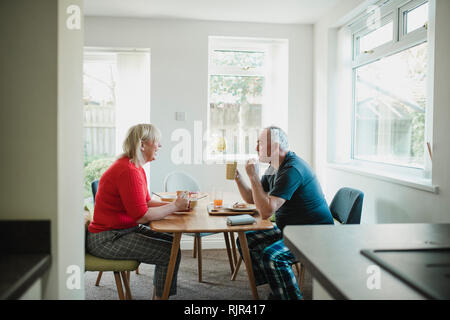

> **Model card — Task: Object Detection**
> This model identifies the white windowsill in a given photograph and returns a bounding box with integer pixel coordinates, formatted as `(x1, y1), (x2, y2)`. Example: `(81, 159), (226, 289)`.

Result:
(327, 163), (439, 194)
(205, 154), (257, 164)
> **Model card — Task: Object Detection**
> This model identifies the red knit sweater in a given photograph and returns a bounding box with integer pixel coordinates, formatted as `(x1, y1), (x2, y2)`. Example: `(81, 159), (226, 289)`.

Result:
(88, 156), (150, 233)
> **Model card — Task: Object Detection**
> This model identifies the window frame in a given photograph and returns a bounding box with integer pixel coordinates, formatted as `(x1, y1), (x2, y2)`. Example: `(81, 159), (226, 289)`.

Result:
(353, 13), (395, 60)
(399, 0), (429, 39)
(348, 0), (431, 178)
(206, 38), (271, 162)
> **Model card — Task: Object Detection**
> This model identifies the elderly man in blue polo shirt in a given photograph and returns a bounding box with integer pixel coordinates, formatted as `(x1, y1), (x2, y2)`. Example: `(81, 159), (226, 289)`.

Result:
(234, 126), (333, 300)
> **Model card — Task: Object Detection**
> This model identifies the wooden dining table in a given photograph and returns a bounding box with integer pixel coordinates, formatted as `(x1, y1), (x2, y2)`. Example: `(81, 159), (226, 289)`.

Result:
(150, 192), (274, 300)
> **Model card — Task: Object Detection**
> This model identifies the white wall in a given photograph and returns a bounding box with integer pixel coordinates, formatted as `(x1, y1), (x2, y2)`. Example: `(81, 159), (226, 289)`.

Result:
(0, 0), (85, 299)
(84, 17), (313, 195)
(57, 0), (85, 299)
(314, 0), (450, 224)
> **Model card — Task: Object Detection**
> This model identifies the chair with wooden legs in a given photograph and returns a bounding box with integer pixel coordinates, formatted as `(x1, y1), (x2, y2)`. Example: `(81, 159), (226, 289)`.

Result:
(163, 171), (237, 282)
(85, 252), (140, 300)
(84, 212), (140, 300)
(192, 231), (237, 282)
(90, 179), (140, 287)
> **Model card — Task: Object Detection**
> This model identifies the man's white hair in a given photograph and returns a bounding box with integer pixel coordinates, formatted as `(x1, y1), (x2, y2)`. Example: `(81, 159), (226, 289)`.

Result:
(266, 126), (289, 151)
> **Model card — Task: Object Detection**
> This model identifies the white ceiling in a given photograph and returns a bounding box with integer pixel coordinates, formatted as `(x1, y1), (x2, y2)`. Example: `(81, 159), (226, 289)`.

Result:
(84, 0), (341, 24)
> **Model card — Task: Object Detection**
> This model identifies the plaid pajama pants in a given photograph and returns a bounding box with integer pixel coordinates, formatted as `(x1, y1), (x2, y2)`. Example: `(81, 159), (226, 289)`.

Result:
(236, 226), (303, 300)
(86, 224), (181, 297)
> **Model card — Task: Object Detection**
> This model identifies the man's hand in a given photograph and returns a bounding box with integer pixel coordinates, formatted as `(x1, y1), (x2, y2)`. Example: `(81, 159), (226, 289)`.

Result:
(234, 168), (254, 204)
(245, 158), (259, 180)
(234, 168), (246, 182)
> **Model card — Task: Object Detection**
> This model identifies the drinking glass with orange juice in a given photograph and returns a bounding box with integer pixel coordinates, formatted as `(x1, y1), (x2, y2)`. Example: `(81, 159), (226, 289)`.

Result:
(212, 188), (223, 208)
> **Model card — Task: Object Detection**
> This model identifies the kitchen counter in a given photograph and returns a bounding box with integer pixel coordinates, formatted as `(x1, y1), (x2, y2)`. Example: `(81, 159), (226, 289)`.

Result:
(284, 223), (450, 299)
(0, 254), (51, 300)
(0, 220), (51, 300)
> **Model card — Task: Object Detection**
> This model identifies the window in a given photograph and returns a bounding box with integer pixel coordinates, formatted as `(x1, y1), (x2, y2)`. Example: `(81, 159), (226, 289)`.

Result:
(207, 37), (288, 161)
(83, 53), (117, 204)
(404, 2), (429, 34)
(349, 0), (430, 171)
(358, 20), (393, 54)
(83, 49), (150, 210)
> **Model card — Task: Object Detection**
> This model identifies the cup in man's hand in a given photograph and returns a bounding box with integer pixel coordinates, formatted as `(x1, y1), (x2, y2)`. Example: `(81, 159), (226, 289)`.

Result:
(226, 161), (237, 180)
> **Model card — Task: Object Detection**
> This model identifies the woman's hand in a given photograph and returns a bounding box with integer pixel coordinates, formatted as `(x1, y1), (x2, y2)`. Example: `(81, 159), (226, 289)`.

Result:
(137, 195), (189, 223)
(174, 196), (189, 211)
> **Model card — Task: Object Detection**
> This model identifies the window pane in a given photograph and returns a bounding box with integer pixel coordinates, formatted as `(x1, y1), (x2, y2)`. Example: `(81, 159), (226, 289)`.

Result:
(211, 50), (264, 69)
(83, 60), (117, 202)
(359, 22), (393, 53)
(354, 42), (427, 168)
(209, 75), (263, 156)
(209, 75), (264, 104)
(406, 2), (428, 34)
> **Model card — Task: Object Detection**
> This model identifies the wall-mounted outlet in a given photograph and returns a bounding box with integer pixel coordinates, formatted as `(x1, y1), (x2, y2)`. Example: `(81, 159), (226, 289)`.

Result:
(175, 111), (186, 121)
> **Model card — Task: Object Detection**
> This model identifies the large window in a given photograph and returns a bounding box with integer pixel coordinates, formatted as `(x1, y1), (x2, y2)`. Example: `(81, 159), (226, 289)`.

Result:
(350, 0), (430, 170)
(83, 49), (150, 210)
(207, 37), (288, 161)
(83, 53), (117, 204)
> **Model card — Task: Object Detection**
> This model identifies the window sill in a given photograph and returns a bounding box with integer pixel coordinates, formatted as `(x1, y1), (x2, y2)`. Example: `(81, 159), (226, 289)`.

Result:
(205, 154), (257, 164)
(327, 163), (439, 194)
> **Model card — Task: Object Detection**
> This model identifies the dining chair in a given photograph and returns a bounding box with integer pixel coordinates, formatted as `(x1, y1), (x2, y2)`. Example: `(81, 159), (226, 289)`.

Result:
(163, 171), (236, 282)
(295, 187), (364, 289)
(90, 180), (140, 288)
(329, 187), (364, 225)
(231, 187), (364, 292)
(84, 211), (139, 300)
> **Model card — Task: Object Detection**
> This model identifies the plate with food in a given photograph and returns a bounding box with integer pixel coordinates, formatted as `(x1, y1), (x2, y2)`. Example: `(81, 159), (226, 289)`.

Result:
(226, 202), (256, 212)
(153, 191), (208, 203)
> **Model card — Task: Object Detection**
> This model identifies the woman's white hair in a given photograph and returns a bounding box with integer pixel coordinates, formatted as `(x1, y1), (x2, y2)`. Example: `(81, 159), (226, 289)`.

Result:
(121, 123), (161, 167)
(266, 126), (289, 151)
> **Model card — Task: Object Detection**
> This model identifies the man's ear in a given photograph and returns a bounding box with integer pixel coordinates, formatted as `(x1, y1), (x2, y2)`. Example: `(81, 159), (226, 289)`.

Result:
(270, 142), (281, 167)
(270, 142), (280, 155)
(272, 141), (280, 150)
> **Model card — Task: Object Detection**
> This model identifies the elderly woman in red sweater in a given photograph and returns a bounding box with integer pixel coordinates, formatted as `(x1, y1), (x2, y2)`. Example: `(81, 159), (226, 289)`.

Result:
(87, 123), (189, 300)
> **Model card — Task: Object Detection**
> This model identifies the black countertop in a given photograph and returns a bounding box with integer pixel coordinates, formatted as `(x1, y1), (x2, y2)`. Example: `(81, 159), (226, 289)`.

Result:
(284, 223), (450, 300)
(0, 254), (51, 300)
(0, 220), (51, 300)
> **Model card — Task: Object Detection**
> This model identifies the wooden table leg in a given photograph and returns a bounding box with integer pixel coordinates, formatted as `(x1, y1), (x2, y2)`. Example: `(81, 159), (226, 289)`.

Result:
(193, 234), (198, 258)
(196, 233), (202, 282)
(238, 231), (259, 300)
(231, 256), (242, 281)
(230, 232), (238, 265)
(162, 232), (182, 300)
(223, 232), (235, 274)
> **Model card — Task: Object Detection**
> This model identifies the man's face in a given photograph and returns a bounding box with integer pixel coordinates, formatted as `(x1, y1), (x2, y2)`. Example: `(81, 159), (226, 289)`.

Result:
(256, 129), (272, 163)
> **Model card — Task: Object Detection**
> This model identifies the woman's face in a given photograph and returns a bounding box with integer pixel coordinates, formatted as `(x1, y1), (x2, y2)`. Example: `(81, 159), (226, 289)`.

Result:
(142, 139), (162, 163)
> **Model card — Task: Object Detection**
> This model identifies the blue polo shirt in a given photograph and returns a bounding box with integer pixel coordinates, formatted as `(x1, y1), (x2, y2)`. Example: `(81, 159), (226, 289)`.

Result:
(261, 151), (334, 232)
